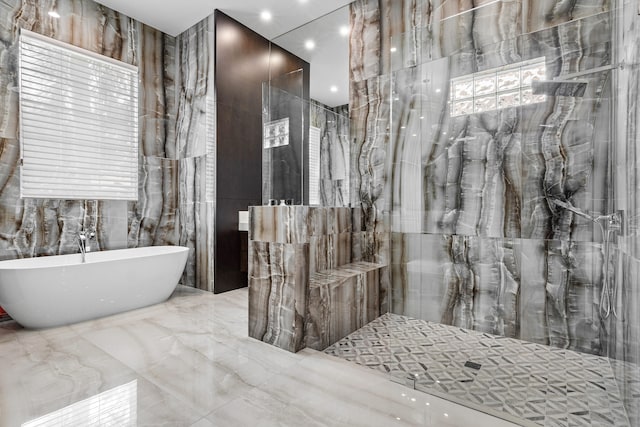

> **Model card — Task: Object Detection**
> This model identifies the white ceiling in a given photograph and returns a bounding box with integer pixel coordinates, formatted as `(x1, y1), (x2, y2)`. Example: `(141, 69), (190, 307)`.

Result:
(94, 0), (351, 39)
(94, 0), (351, 107)
(273, 6), (349, 107)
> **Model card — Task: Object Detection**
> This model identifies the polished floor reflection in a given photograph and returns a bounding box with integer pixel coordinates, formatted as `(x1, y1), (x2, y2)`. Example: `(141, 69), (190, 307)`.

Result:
(0, 287), (518, 426)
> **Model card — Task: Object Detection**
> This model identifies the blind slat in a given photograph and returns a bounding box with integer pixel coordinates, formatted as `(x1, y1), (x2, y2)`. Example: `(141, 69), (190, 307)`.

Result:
(21, 95), (138, 127)
(23, 145), (136, 163)
(20, 89), (137, 120)
(23, 159), (136, 172)
(23, 163), (137, 177)
(22, 181), (137, 190)
(22, 180), (136, 188)
(19, 31), (139, 201)
(21, 39), (136, 75)
(22, 65), (135, 98)
(22, 179), (137, 188)
(21, 191), (136, 201)
(23, 122), (136, 146)
(22, 121), (136, 144)
(23, 182), (137, 190)
(21, 41), (137, 85)
(20, 73), (137, 106)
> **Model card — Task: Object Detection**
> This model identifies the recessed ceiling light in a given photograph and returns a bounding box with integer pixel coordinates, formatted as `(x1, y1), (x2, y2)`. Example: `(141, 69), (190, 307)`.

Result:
(339, 26), (349, 36)
(260, 10), (272, 22)
(330, 86), (338, 92)
(390, 47), (397, 52)
(48, 10), (60, 18)
(305, 39), (315, 50)
(435, 88), (441, 93)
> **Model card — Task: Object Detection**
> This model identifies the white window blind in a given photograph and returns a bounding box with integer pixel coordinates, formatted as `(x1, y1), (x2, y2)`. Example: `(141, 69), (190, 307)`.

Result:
(19, 30), (138, 201)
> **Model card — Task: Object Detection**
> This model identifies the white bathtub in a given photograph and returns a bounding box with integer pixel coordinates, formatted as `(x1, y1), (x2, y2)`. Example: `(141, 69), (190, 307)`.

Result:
(0, 246), (189, 329)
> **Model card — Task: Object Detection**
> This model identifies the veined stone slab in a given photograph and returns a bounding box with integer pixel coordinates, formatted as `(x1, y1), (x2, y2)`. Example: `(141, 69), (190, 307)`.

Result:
(306, 262), (382, 351)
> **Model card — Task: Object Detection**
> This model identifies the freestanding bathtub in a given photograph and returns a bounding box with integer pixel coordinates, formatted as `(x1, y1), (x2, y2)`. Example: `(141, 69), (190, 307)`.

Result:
(0, 246), (189, 329)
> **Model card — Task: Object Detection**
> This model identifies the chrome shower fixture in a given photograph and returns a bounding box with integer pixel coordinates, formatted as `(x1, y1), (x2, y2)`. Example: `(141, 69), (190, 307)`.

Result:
(549, 199), (622, 319)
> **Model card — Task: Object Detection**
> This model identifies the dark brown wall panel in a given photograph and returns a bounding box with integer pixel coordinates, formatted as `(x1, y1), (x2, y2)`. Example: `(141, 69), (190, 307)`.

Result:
(213, 11), (309, 293)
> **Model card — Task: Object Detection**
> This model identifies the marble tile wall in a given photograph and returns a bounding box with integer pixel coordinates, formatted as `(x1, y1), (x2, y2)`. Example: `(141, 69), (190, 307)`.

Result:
(0, 0), (215, 291)
(248, 239), (310, 353)
(349, 73), (392, 313)
(248, 206), (383, 352)
(305, 261), (380, 351)
(348, 2), (640, 423)
(173, 16), (216, 291)
(349, 0), (638, 360)
(0, 0), (171, 259)
(249, 206), (352, 274)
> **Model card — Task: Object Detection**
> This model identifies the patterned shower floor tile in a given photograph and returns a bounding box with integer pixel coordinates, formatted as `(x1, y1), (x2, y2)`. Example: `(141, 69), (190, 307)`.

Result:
(324, 313), (640, 427)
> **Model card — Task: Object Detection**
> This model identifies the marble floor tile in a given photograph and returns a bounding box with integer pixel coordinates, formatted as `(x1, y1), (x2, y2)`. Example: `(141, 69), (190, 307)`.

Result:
(67, 300), (174, 335)
(0, 334), (202, 427)
(137, 348), (262, 416)
(207, 387), (331, 427)
(190, 417), (217, 427)
(130, 377), (206, 426)
(210, 352), (519, 427)
(0, 286), (518, 427)
(0, 321), (20, 344)
(83, 322), (271, 416)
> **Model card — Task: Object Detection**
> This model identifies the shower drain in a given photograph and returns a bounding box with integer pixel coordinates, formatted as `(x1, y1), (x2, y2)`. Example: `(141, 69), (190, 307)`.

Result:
(464, 361), (482, 370)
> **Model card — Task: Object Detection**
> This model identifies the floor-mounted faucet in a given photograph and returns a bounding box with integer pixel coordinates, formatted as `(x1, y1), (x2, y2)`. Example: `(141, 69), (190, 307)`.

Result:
(78, 228), (95, 263)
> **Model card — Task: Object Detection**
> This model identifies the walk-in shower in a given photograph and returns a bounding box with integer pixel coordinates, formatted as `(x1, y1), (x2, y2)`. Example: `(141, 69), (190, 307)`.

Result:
(327, 0), (640, 425)
(257, 0), (640, 425)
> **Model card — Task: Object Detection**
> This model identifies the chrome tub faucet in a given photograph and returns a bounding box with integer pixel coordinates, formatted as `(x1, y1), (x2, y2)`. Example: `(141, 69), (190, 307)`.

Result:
(78, 228), (95, 263)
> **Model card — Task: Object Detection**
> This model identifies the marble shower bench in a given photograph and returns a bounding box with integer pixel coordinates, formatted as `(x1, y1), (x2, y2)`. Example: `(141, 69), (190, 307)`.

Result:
(248, 206), (384, 353)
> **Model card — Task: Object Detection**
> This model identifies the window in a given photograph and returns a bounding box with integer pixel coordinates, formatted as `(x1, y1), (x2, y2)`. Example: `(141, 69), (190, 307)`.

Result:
(19, 30), (138, 200)
(450, 58), (546, 117)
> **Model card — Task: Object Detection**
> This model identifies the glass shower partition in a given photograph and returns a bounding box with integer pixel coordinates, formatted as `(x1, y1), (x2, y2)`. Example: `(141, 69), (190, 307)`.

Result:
(262, 69), (307, 205)
(262, 69), (351, 207)
(386, 3), (640, 424)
